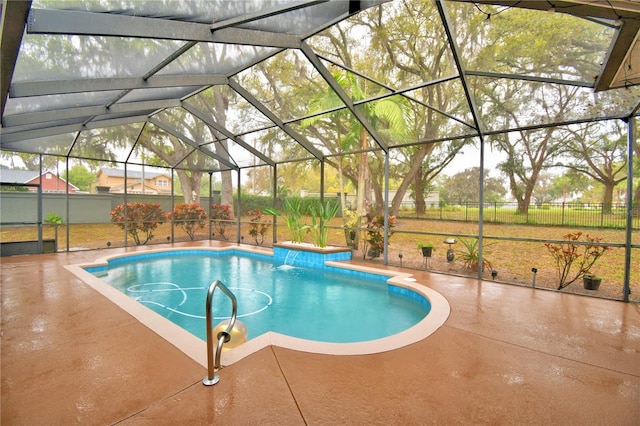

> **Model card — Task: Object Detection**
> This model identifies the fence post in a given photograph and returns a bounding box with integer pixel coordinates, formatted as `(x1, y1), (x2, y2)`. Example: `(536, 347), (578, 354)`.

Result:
(561, 202), (565, 226)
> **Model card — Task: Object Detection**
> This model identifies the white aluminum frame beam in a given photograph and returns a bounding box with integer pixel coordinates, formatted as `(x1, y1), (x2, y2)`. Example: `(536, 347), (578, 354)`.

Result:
(148, 116), (239, 171)
(0, 114), (150, 144)
(10, 75), (228, 98)
(300, 42), (388, 152)
(27, 9), (301, 48)
(4, 99), (181, 127)
(182, 102), (275, 167)
(228, 78), (325, 160)
(0, 0), (31, 114)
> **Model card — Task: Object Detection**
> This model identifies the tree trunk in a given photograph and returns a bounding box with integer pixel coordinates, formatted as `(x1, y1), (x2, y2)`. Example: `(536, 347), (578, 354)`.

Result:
(356, 132), (368, 216)
(220, 170), (234, 215)
(211, 86), (235, 216)
(414, 167), (426, 216)
(177, 172), (195, 203)
(191, 173), (202, 204)
(602, 182), (614, 214)
(390, 145), (432, 217)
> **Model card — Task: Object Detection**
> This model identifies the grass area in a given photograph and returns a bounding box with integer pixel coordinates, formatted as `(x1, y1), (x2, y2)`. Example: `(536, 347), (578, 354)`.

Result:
(405, 205), (638, 229)
(1, 217), (637, 301)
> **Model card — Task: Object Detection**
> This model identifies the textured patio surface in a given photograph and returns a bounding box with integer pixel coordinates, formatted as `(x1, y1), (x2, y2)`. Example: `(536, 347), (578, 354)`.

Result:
(2, 241), (639, 425)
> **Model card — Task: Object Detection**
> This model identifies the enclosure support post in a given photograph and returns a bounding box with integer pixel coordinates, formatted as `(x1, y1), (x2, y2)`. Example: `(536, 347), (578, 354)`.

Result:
(65, 157), (70, 252)
(477, 135), (485, 280)
(272, 164), (278, 244)
(320, 159), (325, 237)
(208, 172), (213, 240)
(170, 168), (175, 243)
(320, 160), (324, 206)
(623, 116), (635, 302)
(383, 152), (390, 265)
(124, 165), (128, 247)
(37, 154), (43, 253)
(236, 169), (242, 243)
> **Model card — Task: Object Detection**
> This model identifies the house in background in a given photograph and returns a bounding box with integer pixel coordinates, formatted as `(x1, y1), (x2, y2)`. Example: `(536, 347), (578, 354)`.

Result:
(0, 169), (79, 193)
(96, 168), (172, 195)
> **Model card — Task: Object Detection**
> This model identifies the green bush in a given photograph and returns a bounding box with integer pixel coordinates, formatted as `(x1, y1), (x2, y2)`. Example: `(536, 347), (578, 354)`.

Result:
(236, 195), (277, 215)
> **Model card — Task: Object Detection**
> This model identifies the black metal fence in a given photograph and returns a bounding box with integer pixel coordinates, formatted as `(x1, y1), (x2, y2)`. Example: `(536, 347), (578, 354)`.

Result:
(398, 201), (639, 229)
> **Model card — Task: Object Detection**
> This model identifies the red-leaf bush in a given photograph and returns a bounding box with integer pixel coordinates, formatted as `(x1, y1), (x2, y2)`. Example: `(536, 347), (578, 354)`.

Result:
(110, 202), (166, 245)
(544, 231), (610, 289)
(169, 203), (208, 240)
(247, 208), (270, 245)
(362, 214), (397, 259)
(211, 204), (233, 240)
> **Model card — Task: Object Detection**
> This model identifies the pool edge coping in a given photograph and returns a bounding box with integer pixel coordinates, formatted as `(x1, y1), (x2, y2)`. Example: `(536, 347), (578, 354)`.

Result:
(65, 246), (451, 368)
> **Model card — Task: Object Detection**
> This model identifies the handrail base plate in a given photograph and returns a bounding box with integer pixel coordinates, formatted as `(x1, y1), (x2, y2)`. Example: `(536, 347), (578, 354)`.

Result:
(203, 375), (220, 386)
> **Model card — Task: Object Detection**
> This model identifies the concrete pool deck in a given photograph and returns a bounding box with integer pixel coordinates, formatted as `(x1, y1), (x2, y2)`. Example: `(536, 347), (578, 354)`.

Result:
(1, 241), (639, 424)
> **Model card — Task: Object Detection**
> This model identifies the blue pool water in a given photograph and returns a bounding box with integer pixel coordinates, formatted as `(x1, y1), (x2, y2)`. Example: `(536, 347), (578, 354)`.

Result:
(86, 250), (430, 344)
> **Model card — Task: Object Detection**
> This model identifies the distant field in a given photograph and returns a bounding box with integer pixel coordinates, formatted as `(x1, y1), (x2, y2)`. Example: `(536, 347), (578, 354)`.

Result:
(401, 203), (639, 230)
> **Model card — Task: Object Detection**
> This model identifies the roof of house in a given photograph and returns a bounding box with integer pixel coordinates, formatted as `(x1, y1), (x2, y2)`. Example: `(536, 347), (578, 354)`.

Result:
(99, 168), (169, 180)
(0, 169), (39, 184)
(0, 168), (79, 189)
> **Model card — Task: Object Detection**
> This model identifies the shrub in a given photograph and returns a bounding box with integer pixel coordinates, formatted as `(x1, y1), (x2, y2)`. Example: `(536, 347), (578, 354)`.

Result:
(170, 203), (208, 240)
(211, 204), (233, 240)
(456, 237), (495, 272)
(309, 201), (340, 248)
(237, 194), (276, 215)
(247, 209), (270, 245)
(544, 231), (610, 289)
(362, 214), (397, 259)
(110, 202), (166, 245)
(264, 198), (309, 243)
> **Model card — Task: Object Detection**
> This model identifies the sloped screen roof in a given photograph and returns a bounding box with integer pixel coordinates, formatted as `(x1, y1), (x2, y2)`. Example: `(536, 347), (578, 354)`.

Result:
(1, 0), (639, 173)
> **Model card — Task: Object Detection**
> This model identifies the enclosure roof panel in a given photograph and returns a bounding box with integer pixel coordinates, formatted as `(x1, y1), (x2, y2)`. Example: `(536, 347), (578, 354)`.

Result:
(1, 0), (639, 171)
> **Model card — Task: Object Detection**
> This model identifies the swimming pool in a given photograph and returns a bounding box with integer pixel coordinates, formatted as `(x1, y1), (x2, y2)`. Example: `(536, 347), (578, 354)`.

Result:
(68, 245), (450, 366)
(85, 249), (430, 344)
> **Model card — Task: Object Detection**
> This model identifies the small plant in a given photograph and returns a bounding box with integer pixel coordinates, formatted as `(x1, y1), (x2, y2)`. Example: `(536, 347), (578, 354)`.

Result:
(361, 214), (397, 259)
(170, 203), (208, 240)
(247, 208), (270, 246)
(544, 232), (610, 290)
(211, 204), (233, 240)
(309, 201), (340, 248)
(264, 198), (309, 243)
(418, 243), (434, 257)
(456, 237), (494, 272)
(110, 202), (166, 245)
(343, 209), (362, 229)
(343, 208), (364, 248)
(44, 211), (63, 244)
(44, 211), (63, 225)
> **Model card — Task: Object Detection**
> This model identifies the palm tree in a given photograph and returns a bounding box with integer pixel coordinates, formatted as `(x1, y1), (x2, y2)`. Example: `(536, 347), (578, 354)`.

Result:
(302, 70), (409, 247)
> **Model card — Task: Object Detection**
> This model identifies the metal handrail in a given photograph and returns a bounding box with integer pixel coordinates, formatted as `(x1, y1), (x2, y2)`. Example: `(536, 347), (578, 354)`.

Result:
(203, 279), (237, 386)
